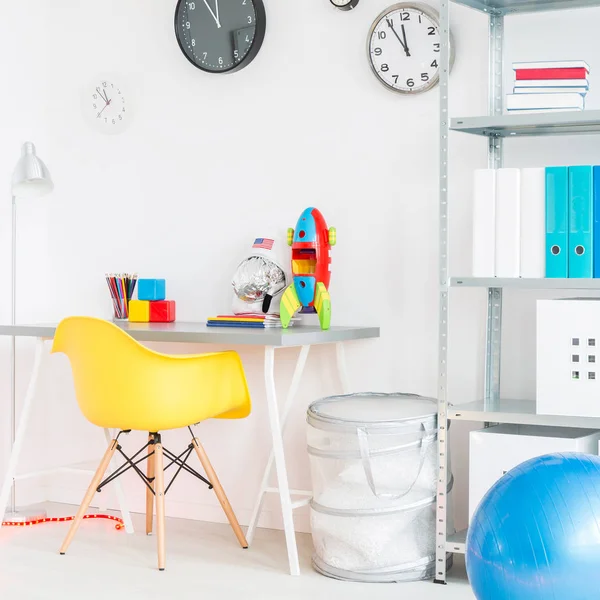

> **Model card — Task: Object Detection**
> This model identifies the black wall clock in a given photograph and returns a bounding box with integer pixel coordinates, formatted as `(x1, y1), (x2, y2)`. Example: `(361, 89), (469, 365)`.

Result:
(174, 0), (266, 74)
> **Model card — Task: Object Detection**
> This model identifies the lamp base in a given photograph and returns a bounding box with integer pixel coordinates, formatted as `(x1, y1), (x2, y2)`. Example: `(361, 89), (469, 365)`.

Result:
(3, 508), (47, 524)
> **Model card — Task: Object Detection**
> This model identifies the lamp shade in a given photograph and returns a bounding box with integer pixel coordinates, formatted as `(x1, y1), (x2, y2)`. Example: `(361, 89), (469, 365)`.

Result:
(11, 142), (53, 199)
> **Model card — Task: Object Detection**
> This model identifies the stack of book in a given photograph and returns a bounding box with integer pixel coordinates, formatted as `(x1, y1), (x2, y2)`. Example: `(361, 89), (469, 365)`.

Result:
(206, 314), (299, 328)
(506, 60), (590, 114)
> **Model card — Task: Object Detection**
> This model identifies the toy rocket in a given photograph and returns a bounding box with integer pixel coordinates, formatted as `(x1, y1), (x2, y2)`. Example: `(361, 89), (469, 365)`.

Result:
(280, 207), (336, 330)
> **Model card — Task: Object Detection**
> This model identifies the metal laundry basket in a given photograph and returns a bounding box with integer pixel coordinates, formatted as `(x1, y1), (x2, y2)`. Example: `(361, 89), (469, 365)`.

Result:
(307, 393), (454, 583)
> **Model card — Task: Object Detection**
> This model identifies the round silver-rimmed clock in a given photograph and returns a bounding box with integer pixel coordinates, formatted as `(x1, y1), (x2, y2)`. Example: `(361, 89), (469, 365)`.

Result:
(367, 3), (455, 94)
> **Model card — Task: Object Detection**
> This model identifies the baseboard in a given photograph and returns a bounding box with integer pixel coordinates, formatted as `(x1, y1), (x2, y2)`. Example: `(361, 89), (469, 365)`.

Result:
(46, 484), (311, 534)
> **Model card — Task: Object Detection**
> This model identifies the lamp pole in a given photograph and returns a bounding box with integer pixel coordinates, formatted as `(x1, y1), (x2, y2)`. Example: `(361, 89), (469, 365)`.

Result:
(9, 195), (16, 515)
(3, 143), (53, 523)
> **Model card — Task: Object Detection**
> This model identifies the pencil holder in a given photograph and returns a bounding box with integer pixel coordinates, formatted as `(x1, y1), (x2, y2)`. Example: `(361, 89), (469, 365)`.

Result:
(105, 274), (138, 321)
(113, 299), (129, 321)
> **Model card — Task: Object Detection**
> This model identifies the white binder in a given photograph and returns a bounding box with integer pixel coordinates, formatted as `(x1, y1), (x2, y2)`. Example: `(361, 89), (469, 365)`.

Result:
(519, 168), (546, 278)
(495, 168), (521, 278)
(472, 169), (496, 277)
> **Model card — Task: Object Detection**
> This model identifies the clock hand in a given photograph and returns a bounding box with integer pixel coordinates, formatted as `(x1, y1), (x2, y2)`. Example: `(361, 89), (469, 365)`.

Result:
(96, 87), (108, 104)
(386, 18), (410, 57)
(202, 0), (221, 28)
(401, 24), (411, 57)
(97, 98), (112, 117)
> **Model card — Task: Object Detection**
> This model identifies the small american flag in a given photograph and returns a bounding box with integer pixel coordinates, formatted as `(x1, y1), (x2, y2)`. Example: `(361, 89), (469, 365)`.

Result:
(253, 238), (274, 250)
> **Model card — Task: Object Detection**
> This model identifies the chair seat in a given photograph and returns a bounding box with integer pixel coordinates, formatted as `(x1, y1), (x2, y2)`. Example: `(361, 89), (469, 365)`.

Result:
(51, 317), (251, 431)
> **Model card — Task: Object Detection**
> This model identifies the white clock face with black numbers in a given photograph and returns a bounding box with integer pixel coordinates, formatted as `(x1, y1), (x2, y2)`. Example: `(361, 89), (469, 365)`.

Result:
(84, 80), (128, 134)
(367, 3), (454, 94)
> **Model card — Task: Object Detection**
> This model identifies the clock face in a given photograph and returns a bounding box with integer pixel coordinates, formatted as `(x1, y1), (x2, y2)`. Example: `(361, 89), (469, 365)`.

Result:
(367, 3), (453, 94)
(84, 80), (128, 134)
(174, 0), (266, 74)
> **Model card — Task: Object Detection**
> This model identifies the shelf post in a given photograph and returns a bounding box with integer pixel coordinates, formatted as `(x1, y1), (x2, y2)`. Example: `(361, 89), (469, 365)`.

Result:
(484, 287), (503, 407)
(484, 14), (504, 408)
(488, 13), (504, 170)
(435, 0), (451, 585)
(436, 8), (506, 586)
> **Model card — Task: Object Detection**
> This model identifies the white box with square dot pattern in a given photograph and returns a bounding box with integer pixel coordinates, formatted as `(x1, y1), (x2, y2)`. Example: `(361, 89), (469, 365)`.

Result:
(537, 298), (600, 417)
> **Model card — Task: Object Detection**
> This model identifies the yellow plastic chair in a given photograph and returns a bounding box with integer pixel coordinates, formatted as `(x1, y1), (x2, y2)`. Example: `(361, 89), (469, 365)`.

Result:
(52, 316), (251, 570)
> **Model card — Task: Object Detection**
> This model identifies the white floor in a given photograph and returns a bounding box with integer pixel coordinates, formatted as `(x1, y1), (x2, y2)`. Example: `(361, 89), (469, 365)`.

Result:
(0, 504), (475, 600)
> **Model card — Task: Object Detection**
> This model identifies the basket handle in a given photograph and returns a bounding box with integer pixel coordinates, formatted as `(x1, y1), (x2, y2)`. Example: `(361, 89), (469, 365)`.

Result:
(357, 424), (429, 500)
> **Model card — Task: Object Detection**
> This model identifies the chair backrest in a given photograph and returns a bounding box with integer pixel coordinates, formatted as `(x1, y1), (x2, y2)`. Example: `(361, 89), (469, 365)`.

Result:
(52, 316), (251, 431)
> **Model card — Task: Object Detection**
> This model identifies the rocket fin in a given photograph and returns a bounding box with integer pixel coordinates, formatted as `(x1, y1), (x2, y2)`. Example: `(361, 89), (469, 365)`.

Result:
(280, 285), (301, 329)
(314, 282), (331, 331)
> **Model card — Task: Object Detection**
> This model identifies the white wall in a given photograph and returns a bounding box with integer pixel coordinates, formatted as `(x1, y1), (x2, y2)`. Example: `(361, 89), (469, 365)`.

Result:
(4, 0), (599, 538)
(0, 0), (486, 533)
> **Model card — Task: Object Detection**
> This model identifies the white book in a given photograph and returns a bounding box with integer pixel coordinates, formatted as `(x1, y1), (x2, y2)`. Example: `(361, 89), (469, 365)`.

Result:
(506, 93), (585, 110)
(495, 169), (521, 278)
(472, 169), (496, 277)
(514, 87), (587, 95)
(514, 79), (589, 88)
(519, 168), (546, 278)
(512, 60), (590, 72)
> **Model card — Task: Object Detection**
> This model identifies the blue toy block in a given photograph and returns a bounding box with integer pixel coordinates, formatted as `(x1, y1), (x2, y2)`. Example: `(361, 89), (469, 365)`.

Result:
(138, 278), (166, 301)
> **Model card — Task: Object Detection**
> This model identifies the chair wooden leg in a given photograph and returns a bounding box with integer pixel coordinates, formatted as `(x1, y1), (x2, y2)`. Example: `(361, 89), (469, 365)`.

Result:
(146, 434), (155, 535)
(59, 439), (119, 555)
(191, 437), (248, 549)
(154, 439), (166, 571)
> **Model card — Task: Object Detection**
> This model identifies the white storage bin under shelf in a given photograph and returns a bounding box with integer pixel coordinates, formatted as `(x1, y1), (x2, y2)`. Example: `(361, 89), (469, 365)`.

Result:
(469, 424), (600, 521)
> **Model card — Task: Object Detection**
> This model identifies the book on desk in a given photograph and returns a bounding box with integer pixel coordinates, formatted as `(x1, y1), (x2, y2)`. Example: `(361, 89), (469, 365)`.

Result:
(206, 314), (300, 329)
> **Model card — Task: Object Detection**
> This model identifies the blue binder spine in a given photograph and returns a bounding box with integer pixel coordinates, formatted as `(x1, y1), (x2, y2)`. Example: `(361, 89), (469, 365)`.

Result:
(569, 166), (593, 278)
(594, 166), (600, 278)
(545, 167), (569, 278)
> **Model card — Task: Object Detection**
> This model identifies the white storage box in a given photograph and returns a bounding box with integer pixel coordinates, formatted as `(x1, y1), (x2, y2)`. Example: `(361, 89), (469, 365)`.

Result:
(537, 298), (600, 417)
(470, 424), (600, 521)
(307, 393), (454, 583)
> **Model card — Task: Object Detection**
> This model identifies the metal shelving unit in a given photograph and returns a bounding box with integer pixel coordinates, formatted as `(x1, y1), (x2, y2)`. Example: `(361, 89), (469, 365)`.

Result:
(436, 0), (600, 585)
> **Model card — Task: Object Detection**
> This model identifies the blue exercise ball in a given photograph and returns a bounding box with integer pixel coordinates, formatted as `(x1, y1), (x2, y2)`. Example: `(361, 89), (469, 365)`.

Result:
(466, 452), (600, 600)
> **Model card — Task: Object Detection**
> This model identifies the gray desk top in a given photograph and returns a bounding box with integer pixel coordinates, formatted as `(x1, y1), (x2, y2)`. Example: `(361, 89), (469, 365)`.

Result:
(0, 322), (380, 347)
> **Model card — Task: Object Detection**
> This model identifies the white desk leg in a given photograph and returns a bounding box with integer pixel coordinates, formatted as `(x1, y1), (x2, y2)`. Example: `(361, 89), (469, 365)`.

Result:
(102, 428), (134, 534)
(247, 345), (310, 546)
(336, 342), (351, 394)
(261, 346), (301, 576)
(0, 338), (45, 525)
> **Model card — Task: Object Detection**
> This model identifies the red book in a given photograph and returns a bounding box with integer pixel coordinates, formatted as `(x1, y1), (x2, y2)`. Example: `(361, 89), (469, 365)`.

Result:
(516, 68), (588, 80)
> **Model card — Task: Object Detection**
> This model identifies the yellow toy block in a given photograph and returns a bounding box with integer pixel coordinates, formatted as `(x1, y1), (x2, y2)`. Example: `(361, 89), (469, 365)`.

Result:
(129, 300), (150, 322)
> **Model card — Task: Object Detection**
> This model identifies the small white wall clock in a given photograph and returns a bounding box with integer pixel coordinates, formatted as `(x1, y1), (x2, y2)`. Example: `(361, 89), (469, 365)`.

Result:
(82, 78), (130, 134)
(367, 3), (454, 94)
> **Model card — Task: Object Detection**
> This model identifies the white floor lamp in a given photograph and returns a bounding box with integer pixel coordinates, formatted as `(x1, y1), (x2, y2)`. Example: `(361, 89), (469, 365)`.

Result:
(5, 142), (53, 522)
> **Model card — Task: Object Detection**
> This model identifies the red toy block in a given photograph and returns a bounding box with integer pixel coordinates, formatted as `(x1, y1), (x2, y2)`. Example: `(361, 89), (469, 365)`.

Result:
(149, 300), (176, 323)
